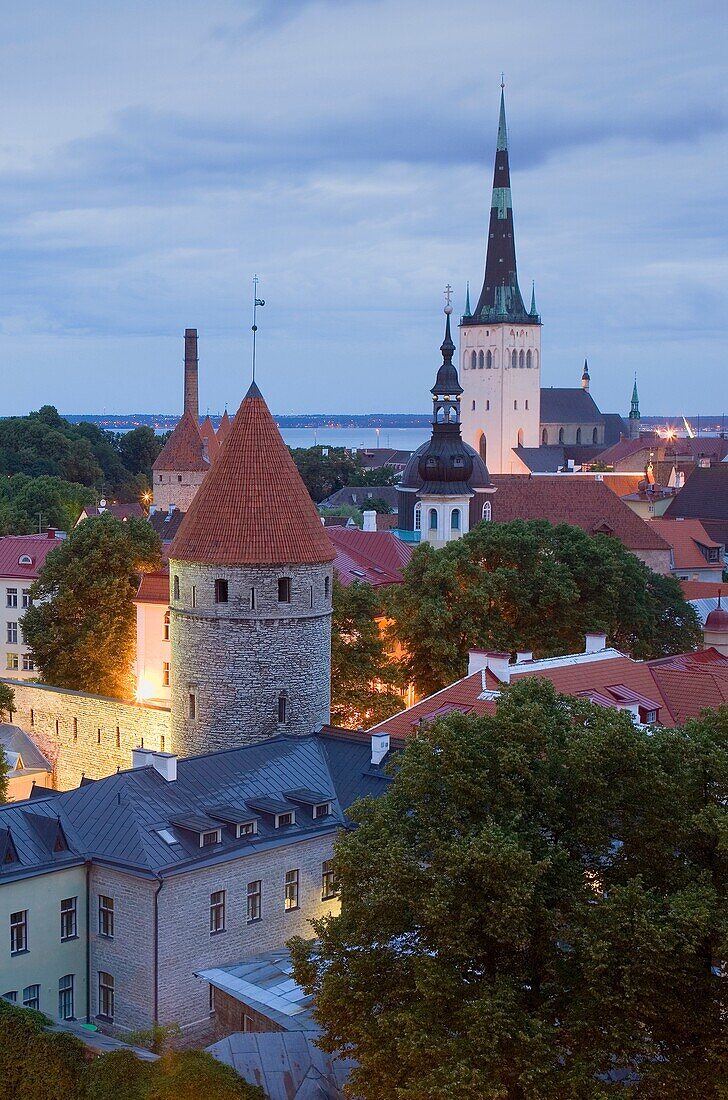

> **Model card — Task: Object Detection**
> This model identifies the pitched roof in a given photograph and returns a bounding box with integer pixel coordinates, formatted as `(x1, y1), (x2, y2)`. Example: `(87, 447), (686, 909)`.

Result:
(207, 1030), (354, 1099)
(80, 503), (144, 521)
(539, 388), (604, 425)
(199, 415), (220, 463)
(318, 485), (400, 511)
(664, 465), (728, 522)
(169, 383), (335, 566)
(327, 528), (414, 587)
(0, 532), (64, 580)
(649, 518), (723, 569)
(489, 476), (671, 552)
(148, 509), (186, 541)
(135, 569), (170, 603)
(216, 410), (232, 445)
(679, 579), (728, 602)
(647, 648), (728, 724)
(152, 410), (209, 473)
(601, 413), (628, 445)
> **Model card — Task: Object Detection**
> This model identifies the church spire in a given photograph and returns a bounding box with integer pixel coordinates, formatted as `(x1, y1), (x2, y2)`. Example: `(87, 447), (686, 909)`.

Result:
(464, 281), (472, 318)
(581, 358), (590, 391)
(471, 86), (535, 326)
(630, 376), (640, 419)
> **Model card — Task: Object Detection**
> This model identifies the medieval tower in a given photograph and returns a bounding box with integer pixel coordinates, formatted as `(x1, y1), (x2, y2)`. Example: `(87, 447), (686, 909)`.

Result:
(167, 380), (335, 756)
(152, 329), (211, 512)
(459, 88), (542, 474)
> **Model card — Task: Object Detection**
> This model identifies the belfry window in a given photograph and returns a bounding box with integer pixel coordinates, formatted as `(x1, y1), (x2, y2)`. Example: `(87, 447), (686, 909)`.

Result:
(526, 350), (532, 368)
(429, 508), (438, 531)
(576, 427), (582, 444)
(478, 350), (484, 368)
(519, 350), (525, 368)
(414, 504), (422, 531)
(486, 350), (493, 368)
(451, 509), (461, 531)
(511, 350), (517, 368)
(593, 427), (598, 443)
(470, 351), (477, 369)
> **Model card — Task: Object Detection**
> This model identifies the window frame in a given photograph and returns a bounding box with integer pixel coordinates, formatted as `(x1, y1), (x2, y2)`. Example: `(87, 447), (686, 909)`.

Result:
(58, 974), (74, 1020)
(22, 984), (40, 1010)
(60, 897), (77, 942)
(210, 889), (226, 934)
(10, 910), (28, 955)
(98, 895), (114, 939)
(214, 578), (229, 604)
(321, 859), (338, 901)
(284, 869), (300, 912)
(98, 971), (114, 1021)
(247, 879), (262, 923)
(6, 587), (17, 608)
(277, 576), (292, 603)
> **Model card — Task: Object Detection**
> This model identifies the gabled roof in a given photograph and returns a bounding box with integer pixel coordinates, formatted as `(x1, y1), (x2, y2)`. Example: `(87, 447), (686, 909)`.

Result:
(79, 503), (144, 521)
(207, 1029), (354, 1098)
(0, 531), (63, 580)
(135, 569), (170, 603)
(148, 509), (186, 542)
(0, 724), (52, 773)
(664, 465), (728, 522)
(539, 388), (604, 425)
(318, 485), (399, 511)
(216, 410), (232, 445)
(649, 518), (723, 569)
(327, 528), (413, 587)
(489, 476), (671, 552)
(169, 383), (335, 566)
(199, 415), (220, 463)
(152, 411), (209, 473)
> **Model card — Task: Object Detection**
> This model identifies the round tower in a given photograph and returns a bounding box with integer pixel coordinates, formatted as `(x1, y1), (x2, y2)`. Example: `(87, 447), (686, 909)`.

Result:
(167, 381), (335, 756)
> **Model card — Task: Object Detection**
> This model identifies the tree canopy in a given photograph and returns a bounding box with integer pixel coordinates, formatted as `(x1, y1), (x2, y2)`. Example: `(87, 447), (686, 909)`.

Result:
(331, 577), (403, 728)
(387, 519), (702, 697)
(22, 515), (162, 699)
(291, 678), (728, 1099)
(0, 474), (96, 536)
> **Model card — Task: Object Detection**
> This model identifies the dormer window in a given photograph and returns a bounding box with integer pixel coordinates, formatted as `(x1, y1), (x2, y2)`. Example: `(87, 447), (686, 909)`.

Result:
(275, 811), (295, 828)
(18, 556), (33, 567)
(236, 820), (258, 838)
(452, 456), (464, 468)
(201, 829), (221, 848)
(313, 802), (332, 819)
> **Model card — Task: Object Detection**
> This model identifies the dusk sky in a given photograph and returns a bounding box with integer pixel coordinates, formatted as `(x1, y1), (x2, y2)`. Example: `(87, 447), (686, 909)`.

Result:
(1, 0), (727, 417)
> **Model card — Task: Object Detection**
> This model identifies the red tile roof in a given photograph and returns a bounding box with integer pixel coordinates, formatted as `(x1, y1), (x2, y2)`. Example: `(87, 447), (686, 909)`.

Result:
(649, 518), (722, 570)
(135, 568), (170, 603)
(327, 528), (414, 587)
(169, 382), (335, 566)
(489, 476), (671, 552)
(679, 580), (728, 601)
(647, 648), (728, 723)
(0, 532), (64, 579)
(199, 415), (220, 463)
(152, 411), (209, 472)
(216, 410), (232, 446)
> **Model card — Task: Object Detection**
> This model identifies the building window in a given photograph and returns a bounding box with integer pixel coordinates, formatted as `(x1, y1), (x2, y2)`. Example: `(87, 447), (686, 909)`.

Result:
(96, 728), (101, 745)
(163, 662), (170, 687)
(247, 880), (262, 923)
(542, 429), (548, 445)
(511, 350), (517, 368)
(191, 585), (196, 608)
(309, 585), (314, 608)
(6, 654), (18, 671)
(278, 692), (288, 725)
(98, 896), (114, 939)
(160, 735), (165, 752)
(471, 400), (476, 411)
(21, 653), (34, 672)
(177, 475), (182, 482)
(29, 709), (34, 727)
(6, 588), (17, 608)
(250, 587), (256, 610)
(115, 727), (121, 748)
(6, 622), (17, 645)
(163, 611), (170, 640)
(593, 427), (598, 443)
(482, 501), (492, 522)
(517, 429), (524, 447)
(513, 400), (517, 410)
(22, 985), (40, 1010)
(275, 811), (295, 828)
(284, 870), (299, 911)
(278, 577), (291, 603)
(214, 579), (228, 603)
(558, 427), (564, 444)
(210, 890), (226, 934)
(72, 718), (78, 742)
(209, 984), (215, 1014)
(429, 508), (438, 531)
(322, 860), (338, 900)
(172, 576), (179, 601)
(2, 992), (17, 1003)
(313, 801), (332, 818)
(576, 427), (582, 444)
(414, 503), (421, 531)
(98, 972), (114, 1021)
(526, 350), (532, 368)
(470, 350), (477, 369)
(324, 575), (330, 600)
(519, 349), (525, 368)
(188, 689), (197, 720)
(201, 830), (221, 847)
(22, 589), (31, 610)
(478, 350), (484, 368)
(451, 509), (461, 531)
(60, 897), (77, 941)
(10, 911), (28, 955)
(486, 350), (493, 368)
(525, 400), (529, 410)
(58, 975), (74, 1020)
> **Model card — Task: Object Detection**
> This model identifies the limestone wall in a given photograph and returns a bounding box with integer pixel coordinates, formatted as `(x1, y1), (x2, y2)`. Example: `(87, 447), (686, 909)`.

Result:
(0, 677), (170, 790)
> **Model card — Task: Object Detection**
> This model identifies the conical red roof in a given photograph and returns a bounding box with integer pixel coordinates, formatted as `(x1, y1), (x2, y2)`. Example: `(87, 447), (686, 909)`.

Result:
(169, 383), (335, 566)
(216, 409), (232, 445)
(199, 415), (220, 463)
(153, 411), (209, 472)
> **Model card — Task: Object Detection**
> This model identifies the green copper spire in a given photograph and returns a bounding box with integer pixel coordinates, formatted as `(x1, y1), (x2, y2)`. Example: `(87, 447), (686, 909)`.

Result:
(497, 85), (508, 151)
(464, 281), (472, 317)
(530, 281), (537, 316)
(629, 376), (640, 420)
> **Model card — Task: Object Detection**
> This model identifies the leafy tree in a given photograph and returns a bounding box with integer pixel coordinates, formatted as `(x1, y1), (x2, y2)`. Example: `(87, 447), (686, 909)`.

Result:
(0, 999), (51, 1100)
(348, 464), (398, 487)
(389, 519), (702, 696)
(331, 577), (403, 727)
(118, 426), (164, 480)
(84, 1049), (154, 1100)
(289, 446), (360, 503)
(318, 505), (362, 527)
(360, 497), (392, 515)
(148, 1051), (266, 1100)
(0, 683), (14, 721)
(18, 1030), (87, 1100)
(22, 515), (162, 699)
(291, 679), (728, 1100)
(0, 474), (96, 535)
(126, 1022), (182, 1054)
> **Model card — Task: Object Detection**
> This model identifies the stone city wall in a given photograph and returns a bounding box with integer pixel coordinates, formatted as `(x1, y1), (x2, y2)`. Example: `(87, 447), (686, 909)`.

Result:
(0, 677), (170, 790)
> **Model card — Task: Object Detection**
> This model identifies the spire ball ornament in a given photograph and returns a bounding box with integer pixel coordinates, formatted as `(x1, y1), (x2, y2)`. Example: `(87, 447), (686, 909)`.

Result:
(444, 283), (453, 315)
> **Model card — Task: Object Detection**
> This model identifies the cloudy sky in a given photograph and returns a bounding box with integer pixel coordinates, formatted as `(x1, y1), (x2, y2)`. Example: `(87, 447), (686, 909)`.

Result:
(1, 0), (727, 416)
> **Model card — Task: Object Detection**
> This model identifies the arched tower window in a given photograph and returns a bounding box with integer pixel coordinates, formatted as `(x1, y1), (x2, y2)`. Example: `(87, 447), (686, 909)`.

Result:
(526, 350), (532, 368)
(451, 508), (460, 531)
(482, 500), (492, 521)
(542, 429), (548, 445)
(511, 350), (517, 368)
(163, 611), (170, 641)
(478, 433), (487, 464)
(519, 350), (525, 368)
(514, 400), (518, 410)
(429, 508), (438, 531)
(486, 350), (493, 368)
(593, 427), (598, 444)
(414, 503), (421, 531)
(277, 692), (289, 725)
(517, 428), (524, 447)
(478, 351), (484, 368)
(576, 427), (582, 444)
(558, 427), (565, 444)
(471, 351), (477, 369)
(533, 350), (539, 368)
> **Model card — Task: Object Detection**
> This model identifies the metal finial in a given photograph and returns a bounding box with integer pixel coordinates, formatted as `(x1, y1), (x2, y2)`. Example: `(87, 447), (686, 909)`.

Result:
(501, 72), (505, 90)
(251, 275), (265, 383)
(444, 283), (453, 315)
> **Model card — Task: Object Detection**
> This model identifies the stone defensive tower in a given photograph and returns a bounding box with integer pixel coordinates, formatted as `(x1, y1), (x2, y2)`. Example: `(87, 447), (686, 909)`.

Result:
(152, 329), (211, 512)
(167, 381), (335, 756)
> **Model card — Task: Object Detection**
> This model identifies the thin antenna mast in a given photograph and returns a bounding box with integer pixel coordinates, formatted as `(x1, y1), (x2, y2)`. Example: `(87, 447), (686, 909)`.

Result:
(251, 275), (265, 383)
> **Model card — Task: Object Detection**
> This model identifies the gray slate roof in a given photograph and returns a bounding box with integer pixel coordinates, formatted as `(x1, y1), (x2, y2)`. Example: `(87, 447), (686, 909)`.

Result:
(148, 508), (186, 541)
(601, 413), (628, 445)
(0, 797), (82, 882)
(208, 1030), (355, 1100)
(0, 731), (390, 880)
(540, 388), (604, 425)
(318, 486), (399, 512)
(0, 724), (52, 773)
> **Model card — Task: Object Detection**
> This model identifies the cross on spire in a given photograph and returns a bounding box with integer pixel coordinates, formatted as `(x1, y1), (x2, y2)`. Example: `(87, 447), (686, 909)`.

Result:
(444, 283), (453, 313)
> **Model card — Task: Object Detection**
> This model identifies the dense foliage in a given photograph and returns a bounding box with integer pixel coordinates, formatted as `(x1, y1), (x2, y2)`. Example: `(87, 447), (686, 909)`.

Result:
(22, 515), (162, 699)
(0, 405), (164, 516)
(331, 577), (403, 727)
(0, 474), (96, 535)
(292, 678), (728, 1100)
(0, 1002), (266, 1100)
(388, 519), (702, 696)
(289, 445), (396, 503)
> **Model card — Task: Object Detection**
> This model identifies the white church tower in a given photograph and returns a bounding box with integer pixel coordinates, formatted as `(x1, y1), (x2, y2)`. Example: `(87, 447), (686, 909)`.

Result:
(459, 88), (542, 474)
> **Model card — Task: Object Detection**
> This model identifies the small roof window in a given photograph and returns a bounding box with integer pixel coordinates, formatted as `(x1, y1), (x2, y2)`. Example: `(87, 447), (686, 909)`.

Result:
(18, 555), (33, 566)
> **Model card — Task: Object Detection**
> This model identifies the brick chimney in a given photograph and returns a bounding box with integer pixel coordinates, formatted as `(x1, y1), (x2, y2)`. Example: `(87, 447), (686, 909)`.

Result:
(183, 328), (199, 420)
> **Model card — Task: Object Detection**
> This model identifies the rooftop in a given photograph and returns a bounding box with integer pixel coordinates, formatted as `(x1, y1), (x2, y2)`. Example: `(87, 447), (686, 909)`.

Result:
(152, 410), (209, 473)
(0, 531), (64, 580)
(649, 517), (723, 570)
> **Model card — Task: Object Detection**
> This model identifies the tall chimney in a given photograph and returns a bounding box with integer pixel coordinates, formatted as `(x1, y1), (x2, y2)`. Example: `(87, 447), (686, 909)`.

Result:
(183, 328), (199, 420)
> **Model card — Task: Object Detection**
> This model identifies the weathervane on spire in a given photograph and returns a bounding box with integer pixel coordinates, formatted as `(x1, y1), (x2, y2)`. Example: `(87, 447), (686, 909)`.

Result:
(251, 275), (265, 383)
(444, 283), (453, 315)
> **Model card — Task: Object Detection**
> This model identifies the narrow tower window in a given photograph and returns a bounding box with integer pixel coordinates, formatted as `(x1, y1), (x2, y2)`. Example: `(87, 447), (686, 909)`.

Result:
(482, 501), (492, 522)
(526, 350), (532, 368)
(511, 350), (517, 368)
(471, 400), (476, 411)
(278, 692), (289, 725)
(214, 579), (228, 604)
(163, 611), (170, 640)
(576, 427), (582, 444)
(250, 588), (256, 610)
(278, 577), (291, 603)
(558, 428), (565, 444)
(486, 350), (493, 368)
(451, 509), (461, 531)
(517, 429), (524, 447)
(414, 504), (421, 531)
(593, 427), (598, 444)
(478, 351), (484, 368)
(519, 350), (525, 368)
(173, 576), (179, 601)
(324, 575), (330, 600)
(429, 509), (438, 531)
(470, 351), (477, 369)
(542, 429), (548, 445)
